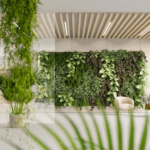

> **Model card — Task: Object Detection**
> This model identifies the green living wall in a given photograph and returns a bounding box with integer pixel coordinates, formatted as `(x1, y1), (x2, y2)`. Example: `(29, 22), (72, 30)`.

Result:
(38, 50), (148, 109)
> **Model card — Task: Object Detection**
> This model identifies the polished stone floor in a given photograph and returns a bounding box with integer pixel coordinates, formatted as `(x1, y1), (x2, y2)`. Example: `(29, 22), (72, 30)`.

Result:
(0, 112), (150, 150)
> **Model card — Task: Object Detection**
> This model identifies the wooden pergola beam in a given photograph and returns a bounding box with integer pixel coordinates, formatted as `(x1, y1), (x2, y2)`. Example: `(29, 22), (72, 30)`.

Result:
(53, 13), (61, 39)
(78, 13), (81, 39)
(60, 13), (66, 38)
(86, 13), (94, 39)
(41, 12), (53, 38)
(47, 12), (56, 38)
(90, 13), (100, 38)
(95, 13), (107, 39)
(72, 13), (75, 39)
(82, 13), (88, 39)
(123, 13), (144, 39)
(107, 13), (125, 38)
(112, 13), (131, 38)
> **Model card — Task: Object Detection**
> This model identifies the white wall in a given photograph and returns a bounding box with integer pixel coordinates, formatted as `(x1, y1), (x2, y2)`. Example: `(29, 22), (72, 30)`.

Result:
(32, 39), (55, 52)
(56, 38), (150, 93)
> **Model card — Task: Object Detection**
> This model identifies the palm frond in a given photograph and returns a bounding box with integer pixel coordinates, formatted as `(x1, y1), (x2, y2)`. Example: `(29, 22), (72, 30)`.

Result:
(23, 128), (51, 150)
(5, 105), (149, 150)
(139, 115), (149, 150)
(128, 110), (134, 150)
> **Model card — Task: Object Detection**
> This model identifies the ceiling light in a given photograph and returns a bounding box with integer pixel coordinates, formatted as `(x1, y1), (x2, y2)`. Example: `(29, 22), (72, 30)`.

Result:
(139, 26), (150, 36)
(13, 22), (20, 29)
(64, 22), (68, 36)
(103, 22), (112, 36)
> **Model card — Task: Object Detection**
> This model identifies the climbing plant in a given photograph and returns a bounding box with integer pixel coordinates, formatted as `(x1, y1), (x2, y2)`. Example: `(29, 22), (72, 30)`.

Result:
(0, 0), (41, 114)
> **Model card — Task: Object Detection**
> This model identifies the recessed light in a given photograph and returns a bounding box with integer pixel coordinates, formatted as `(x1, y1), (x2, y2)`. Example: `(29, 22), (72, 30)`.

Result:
(139, 26), (150, 36)
(103, 22), (112, 36)
(64, 22), (68, 36)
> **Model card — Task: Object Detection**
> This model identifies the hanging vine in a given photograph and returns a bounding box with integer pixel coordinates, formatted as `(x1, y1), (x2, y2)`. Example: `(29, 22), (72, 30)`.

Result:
(0, 0), (41, 114)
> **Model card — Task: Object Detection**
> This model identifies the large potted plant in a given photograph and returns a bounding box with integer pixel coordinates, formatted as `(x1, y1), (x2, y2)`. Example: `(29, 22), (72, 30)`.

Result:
(0, 0), (41, 127)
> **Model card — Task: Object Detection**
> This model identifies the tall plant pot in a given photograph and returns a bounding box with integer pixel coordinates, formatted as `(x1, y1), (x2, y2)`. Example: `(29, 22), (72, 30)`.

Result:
(9, 113), (26, 128)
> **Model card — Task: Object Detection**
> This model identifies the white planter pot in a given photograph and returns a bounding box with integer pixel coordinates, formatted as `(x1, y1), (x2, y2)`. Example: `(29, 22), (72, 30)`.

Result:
(9, 113), (26, 128)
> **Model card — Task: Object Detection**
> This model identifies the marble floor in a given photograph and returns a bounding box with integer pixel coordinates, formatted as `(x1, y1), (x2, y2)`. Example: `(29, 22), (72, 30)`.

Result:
(0, 112), (150, 150)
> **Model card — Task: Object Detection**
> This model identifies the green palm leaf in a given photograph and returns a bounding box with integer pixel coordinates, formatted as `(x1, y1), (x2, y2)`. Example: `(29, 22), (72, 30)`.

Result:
(139, 115), (149, 150)
(79, 112), (95, 150)
(128, 110), (134, 150)
(40, 123), (68, 150)
(96, 100), (113, 150)
(64, 114), (86, 150)
(53, 115), (78, 150)
(89, 111), (104, 150)
(5, 106), (149, 150)
(114, 106), (123, 150)
(23, 128), (51, 150)
(3, 138), (24, 150)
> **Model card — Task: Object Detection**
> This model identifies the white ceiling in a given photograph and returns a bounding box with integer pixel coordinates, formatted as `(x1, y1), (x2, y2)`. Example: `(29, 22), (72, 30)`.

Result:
(39, 0), (150, 13)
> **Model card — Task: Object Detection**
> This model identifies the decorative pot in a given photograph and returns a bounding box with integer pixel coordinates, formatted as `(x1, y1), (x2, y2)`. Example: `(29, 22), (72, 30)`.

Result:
(145, 103), (150, 110)
(9, 113), (26, 128)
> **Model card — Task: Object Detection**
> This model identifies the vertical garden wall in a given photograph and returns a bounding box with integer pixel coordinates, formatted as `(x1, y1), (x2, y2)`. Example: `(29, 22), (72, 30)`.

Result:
(37, 50), (148, 110)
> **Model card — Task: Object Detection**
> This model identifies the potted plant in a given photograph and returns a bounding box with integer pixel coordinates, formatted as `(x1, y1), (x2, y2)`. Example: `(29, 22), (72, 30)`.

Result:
(0, 0), (41, 127)
(140, 94), (150, 110)
(2, 64), (36, 127)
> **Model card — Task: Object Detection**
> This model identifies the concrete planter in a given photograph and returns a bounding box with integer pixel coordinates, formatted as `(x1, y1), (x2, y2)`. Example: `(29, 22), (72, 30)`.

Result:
(9, 113), (26, 128)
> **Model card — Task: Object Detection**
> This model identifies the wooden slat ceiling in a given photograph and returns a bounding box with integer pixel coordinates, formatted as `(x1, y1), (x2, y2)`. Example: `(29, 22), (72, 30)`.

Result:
(35, 12), (150, 39)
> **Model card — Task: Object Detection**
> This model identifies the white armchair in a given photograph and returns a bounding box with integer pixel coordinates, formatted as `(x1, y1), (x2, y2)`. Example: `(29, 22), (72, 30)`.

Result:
(115, 96), (134, 112)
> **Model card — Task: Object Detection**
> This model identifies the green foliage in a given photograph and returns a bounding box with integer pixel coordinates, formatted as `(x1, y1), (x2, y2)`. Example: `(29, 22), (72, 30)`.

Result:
(0, 0), (41, 114)
(72, 70), (103, 101)
(58, 94), (74, 106)
(66, 51), (86, 78)
(36, 51), (55, 102)
(39, 50), (148, 109)
(90, 50), (99, 58)
(119, 53), (148, 108)
(100, 50), (119, 105)
(55, 66), (103, 107)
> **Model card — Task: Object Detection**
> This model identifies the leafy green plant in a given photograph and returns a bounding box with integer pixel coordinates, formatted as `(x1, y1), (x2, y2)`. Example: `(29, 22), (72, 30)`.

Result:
(90, 50), (99, 58)
(58, 93), (74, 106)
(100, 50), (119, 105)
(119, 53), (148, 108)
(36, 51), (55, 103)
(66, 51), (86, 78)
(0, 0), (41, 114)
(41, 50), (148, 109)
